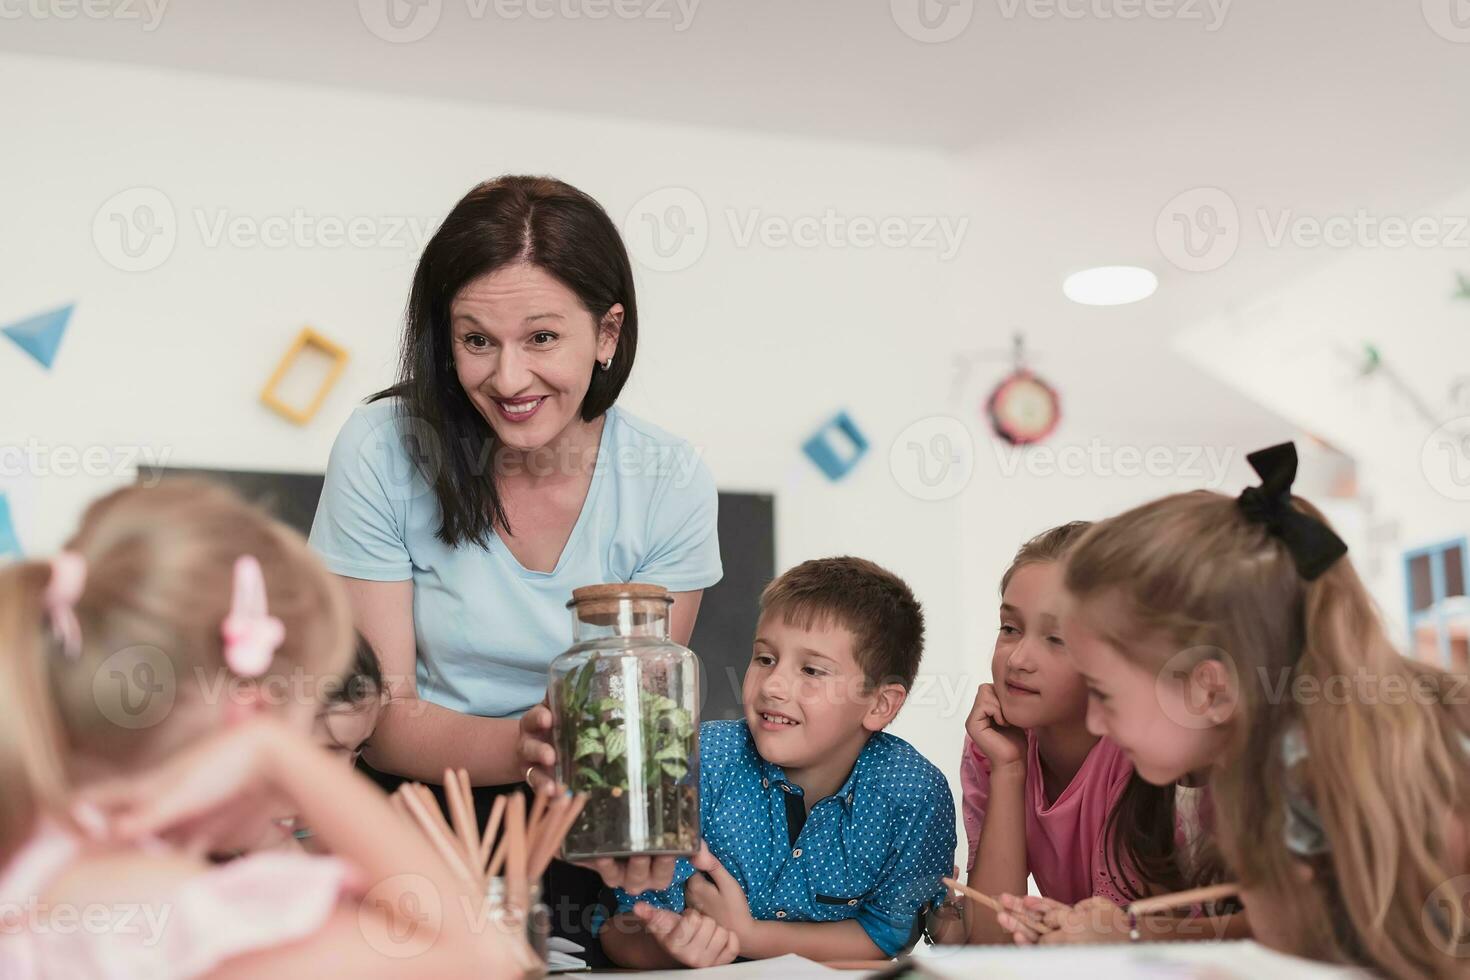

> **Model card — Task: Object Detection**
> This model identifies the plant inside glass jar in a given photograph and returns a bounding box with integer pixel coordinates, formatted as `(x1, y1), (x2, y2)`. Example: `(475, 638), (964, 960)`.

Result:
(555, 654), (699, 859)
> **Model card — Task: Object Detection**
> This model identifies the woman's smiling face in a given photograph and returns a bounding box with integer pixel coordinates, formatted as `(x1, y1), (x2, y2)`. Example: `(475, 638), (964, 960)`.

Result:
(450, 262), (621, 455)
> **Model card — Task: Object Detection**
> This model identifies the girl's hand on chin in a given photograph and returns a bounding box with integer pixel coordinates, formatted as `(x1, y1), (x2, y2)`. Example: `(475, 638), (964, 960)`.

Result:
(966, 683), (1027, 770)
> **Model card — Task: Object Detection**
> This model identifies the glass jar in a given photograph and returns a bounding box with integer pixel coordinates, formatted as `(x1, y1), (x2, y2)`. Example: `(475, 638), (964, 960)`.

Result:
(484, 877), (550, 974)
(548, 583), (700, 861)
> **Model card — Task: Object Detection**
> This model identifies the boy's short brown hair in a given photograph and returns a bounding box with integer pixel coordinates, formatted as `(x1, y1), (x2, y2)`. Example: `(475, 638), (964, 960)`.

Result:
(758, 556), (925, 690)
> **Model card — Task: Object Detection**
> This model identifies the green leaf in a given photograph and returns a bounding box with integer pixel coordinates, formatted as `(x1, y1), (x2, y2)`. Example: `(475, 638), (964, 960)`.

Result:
(574, 729), (603, 760)
(641, 690), (677, 715)
(605, 728), (627, 764)
(569, 655), (597, 714)
(654, 741), (686, 762)
(661, 759), (689, 780)
(575, 766), (607, 788)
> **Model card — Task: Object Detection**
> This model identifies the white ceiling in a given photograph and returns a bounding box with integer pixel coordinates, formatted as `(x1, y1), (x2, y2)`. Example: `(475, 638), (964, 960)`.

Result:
(6, 0), (1468, 440)
(4, 1), (1466, 155)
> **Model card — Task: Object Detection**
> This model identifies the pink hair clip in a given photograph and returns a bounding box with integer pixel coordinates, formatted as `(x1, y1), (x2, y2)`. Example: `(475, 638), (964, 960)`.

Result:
(45, 551), (88, 660)
(221, 555), (285, 678)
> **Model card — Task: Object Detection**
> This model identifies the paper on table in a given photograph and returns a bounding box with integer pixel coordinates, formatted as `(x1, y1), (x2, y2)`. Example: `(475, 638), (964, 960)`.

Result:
(546, 935), (587, 973)
(907, 940), (1366, 979)
(625, 953), (842, 979)
(545, 950), (586, 974)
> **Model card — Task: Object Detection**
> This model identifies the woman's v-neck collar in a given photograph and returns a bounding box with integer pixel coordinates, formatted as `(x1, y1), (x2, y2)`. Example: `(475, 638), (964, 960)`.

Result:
(492, 408), (615, 579)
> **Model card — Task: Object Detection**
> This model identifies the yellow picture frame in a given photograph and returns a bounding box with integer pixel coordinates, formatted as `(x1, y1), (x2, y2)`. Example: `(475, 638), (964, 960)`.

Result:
(259, 327), (350, 425)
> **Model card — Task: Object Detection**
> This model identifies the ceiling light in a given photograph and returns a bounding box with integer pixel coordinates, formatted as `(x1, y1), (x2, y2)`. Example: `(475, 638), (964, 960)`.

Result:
(1063, 266), (1158, 306)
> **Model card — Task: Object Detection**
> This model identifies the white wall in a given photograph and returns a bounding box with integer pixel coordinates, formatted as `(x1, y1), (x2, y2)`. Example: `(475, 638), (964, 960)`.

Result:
(1173, 184), (1470, 642)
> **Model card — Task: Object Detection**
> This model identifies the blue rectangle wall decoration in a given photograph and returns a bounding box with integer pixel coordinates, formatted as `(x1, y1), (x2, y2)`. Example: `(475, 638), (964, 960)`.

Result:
(802, 411), (870, 482)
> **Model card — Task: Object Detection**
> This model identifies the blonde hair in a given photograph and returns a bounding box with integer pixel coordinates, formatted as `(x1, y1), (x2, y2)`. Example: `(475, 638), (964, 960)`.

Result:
(1066, 490), (1470, 977)
(0, 480), (354, 859)
(1000, 520), (1093, 595)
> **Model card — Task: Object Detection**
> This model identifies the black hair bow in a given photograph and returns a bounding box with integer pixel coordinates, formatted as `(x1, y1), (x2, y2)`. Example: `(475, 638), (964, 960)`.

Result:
(1236, 442), (1348, 581)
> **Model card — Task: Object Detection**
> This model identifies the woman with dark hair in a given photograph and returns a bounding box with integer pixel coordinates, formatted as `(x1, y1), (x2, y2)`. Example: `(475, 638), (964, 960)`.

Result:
(308, 176), (721, 929)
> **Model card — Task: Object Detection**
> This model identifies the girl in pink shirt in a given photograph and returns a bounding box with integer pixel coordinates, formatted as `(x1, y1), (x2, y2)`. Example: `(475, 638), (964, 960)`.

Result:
(0, 481), (534, 978)
(933, 522), (1213, 946)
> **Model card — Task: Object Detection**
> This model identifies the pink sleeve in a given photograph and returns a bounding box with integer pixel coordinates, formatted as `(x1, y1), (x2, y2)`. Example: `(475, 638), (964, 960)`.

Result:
(160, 852), (356, 977)
(959, 737), (992, 872)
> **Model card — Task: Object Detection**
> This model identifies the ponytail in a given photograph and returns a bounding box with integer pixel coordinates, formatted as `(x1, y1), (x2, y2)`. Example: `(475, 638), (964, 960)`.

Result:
(1284, 558), (1470, 977)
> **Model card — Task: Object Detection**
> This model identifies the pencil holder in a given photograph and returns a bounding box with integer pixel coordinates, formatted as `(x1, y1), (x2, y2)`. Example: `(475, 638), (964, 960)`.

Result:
(485, 877), (550, 973)
(548, 584), (701, 861)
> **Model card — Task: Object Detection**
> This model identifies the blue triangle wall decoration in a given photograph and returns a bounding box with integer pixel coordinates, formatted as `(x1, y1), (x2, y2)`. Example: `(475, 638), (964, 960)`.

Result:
(3, 304), (75, 370)
(0, 493), (21, 559)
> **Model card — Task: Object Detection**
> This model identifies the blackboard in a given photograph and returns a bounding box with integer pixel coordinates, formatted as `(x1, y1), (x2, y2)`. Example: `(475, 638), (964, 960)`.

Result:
(140, 465), (773, 722)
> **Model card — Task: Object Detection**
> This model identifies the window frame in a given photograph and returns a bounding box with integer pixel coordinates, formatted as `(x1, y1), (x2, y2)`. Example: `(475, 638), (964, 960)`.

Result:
(1404, 537), (1469, 668)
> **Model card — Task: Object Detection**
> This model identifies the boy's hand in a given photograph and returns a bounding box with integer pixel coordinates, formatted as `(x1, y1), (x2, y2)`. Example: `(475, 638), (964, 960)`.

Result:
(585, 855), (680, 893)
(633, 903), (741, 967)
(684, 844), (755, 943)
(966, 683), (1027, 771)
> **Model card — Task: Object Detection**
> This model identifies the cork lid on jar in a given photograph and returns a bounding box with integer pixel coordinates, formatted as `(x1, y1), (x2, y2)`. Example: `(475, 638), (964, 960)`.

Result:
(568, 583), (673, 621)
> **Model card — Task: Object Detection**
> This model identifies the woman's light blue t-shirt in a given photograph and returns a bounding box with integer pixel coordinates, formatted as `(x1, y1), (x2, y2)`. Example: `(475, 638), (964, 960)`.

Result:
(308, 398), (723, 718)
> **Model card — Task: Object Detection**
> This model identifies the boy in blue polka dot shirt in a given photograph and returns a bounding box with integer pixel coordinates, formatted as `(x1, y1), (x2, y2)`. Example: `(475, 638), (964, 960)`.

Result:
(599, 557), (957, 968)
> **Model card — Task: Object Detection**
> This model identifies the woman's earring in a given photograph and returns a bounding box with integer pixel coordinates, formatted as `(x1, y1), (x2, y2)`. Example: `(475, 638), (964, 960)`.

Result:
(601, 356), (613, 372)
